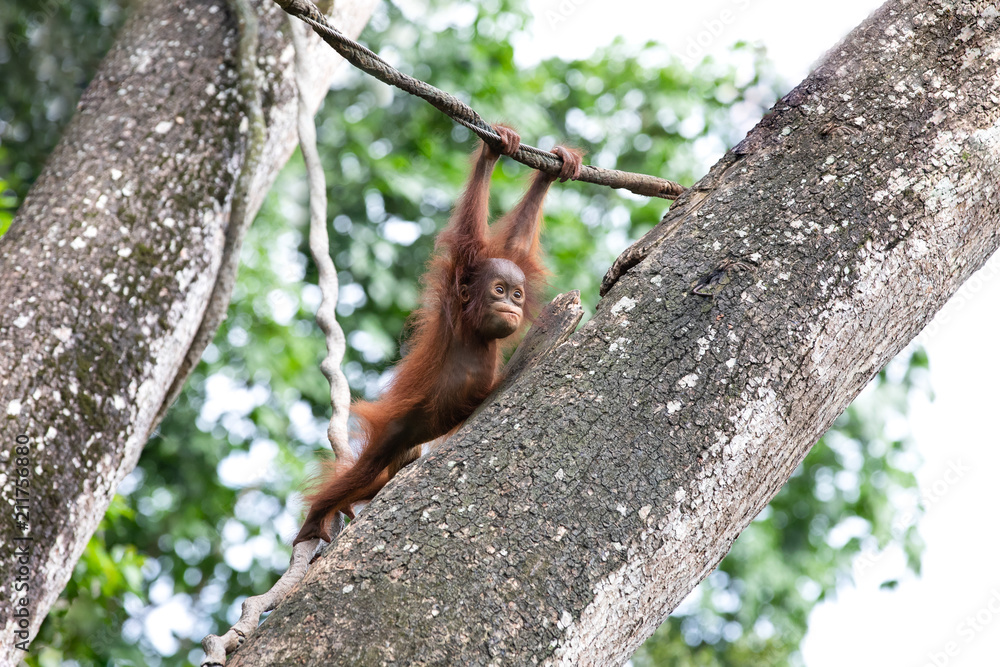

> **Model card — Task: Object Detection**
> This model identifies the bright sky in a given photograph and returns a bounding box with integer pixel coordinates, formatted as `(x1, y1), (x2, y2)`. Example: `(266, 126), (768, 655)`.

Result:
(520, 1), (1000, 665)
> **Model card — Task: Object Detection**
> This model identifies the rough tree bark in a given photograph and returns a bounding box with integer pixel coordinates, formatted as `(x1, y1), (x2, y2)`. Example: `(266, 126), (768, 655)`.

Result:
(0, 0), (377, 660)
(223, 0), (999, 664)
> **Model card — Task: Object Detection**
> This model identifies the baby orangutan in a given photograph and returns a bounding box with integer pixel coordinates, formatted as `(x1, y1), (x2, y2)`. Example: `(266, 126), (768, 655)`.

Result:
(295, 126), (582, 544)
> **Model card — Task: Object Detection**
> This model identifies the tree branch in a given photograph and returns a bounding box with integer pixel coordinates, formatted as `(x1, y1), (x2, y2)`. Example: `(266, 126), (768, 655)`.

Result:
(156, 0), (266, 427)
(0, 1), (379, 660)
(224, 1), (1000, 663)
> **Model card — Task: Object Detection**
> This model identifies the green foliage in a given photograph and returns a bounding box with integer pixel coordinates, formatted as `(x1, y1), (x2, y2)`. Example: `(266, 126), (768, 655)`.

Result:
(28, 495), (147, 667)
(0, 0), (130, 205)
(0, 177), (15, 235)
(7, 1), (928, 665)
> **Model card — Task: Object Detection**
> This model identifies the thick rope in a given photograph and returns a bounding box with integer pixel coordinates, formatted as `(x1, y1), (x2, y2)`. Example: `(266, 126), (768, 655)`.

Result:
(273, 0), (686, 200)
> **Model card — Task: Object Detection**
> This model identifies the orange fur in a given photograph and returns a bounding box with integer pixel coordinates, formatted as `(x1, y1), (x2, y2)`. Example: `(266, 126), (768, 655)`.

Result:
(294, 129), (582, 544)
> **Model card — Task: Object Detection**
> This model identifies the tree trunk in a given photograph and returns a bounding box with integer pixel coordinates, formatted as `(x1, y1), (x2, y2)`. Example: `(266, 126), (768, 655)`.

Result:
(0, 0), (376, 660)
(227, 0), (1000, 664)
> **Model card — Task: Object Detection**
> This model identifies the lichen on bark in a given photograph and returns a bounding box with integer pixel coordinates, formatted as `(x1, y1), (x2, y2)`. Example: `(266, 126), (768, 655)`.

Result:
(0, 0), (379, 661)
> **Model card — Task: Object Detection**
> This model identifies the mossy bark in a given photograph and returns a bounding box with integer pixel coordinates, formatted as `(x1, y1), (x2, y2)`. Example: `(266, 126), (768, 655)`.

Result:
(0, 0), (377, 660)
